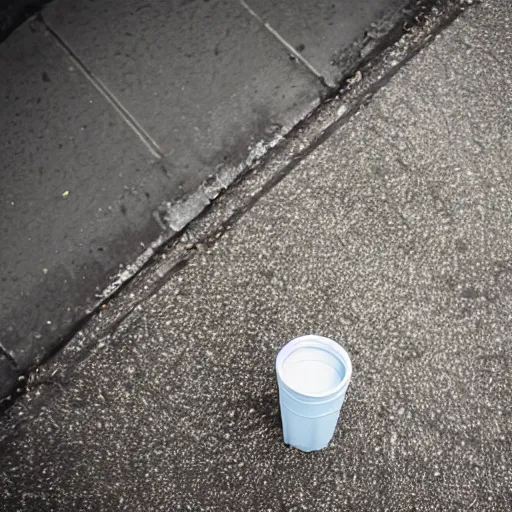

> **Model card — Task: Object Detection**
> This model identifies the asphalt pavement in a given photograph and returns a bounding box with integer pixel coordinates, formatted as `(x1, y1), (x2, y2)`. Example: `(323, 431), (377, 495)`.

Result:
(1, 1), (511, 510)
(0, 0), (422, 398)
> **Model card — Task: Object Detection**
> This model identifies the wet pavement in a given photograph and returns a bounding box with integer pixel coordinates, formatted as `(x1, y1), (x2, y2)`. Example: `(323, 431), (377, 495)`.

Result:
(1, 1), (511, 510)
(0, 0), (418, 398)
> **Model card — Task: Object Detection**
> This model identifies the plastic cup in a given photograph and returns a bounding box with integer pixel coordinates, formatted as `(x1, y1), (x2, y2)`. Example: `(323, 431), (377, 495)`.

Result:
(275, 335), (352, 452)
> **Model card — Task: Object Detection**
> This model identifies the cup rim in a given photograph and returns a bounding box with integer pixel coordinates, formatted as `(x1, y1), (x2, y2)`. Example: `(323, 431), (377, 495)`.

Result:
(275, 335), (352, 399)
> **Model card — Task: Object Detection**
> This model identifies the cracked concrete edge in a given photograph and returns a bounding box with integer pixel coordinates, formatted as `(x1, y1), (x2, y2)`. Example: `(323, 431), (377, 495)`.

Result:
(329, 0), (426, 85)
(157, 98), (319, 233)
(97, 95), (320, 300)
(0, 0), (470, 410)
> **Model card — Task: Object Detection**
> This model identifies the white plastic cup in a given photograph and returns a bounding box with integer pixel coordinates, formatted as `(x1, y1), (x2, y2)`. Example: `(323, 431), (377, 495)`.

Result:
(275, 335), (352, 452)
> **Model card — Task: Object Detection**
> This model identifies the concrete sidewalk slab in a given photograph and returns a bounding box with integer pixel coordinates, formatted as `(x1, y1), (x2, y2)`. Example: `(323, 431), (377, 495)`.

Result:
(0, 21), (173, 371)
(1, 1), (510, 510)
(43, 0), (323, 162)
(244, 0), (409, 86)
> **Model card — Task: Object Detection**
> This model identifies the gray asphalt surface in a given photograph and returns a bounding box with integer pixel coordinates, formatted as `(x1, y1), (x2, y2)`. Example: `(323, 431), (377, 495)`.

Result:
(0, 0), (417, 398)
(1, 0), (511, 510)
